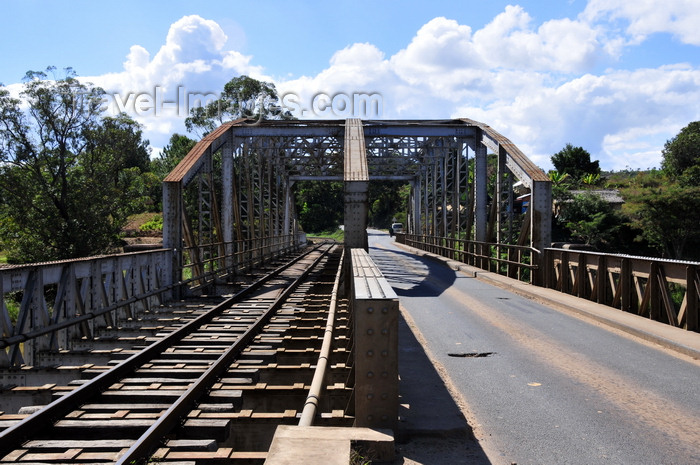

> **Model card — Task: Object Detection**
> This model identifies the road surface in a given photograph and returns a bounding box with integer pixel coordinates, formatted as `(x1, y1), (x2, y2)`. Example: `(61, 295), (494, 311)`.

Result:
(368, 230), (700, 465)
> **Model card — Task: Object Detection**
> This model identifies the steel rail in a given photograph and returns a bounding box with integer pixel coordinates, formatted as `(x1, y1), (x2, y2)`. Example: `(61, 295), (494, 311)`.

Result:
(0, 244), (325, 457)
(298, 248), (345, 426)
(180, 235), (299, 290)
(116, 243), (334, 463)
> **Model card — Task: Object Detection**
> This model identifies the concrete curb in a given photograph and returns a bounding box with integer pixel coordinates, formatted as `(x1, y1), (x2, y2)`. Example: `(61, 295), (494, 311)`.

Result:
(393, 241), (700, 360)
(265, 425), (394, 464)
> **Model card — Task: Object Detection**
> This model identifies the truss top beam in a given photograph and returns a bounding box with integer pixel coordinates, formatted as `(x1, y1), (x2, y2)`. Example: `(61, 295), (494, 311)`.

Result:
(460, 118), (549, 188)
(164, 119), (244, 185)
(165, 117), (549, 191)
(362, 119), (479, 138)
(344, 119), (369, 182)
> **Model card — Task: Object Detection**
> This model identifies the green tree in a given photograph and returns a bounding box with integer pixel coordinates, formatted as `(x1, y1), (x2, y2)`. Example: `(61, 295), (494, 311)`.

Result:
(661, 121), (700, 177)
(678, 165), (700, 187)
(566, 212), (609, 246)
(551, 144), (601, 183)
(581, 173), (600, 186)
(152, 133), (197, 179)
(185, 75), (292, 135)
(294, 182), (343, 233)
(149, 133), (197, 212)
(0, 67), (151, 262)
(626, 185), (700, 259)
(548, 170), (572, 218)
(558, 193), (625, 250)
(84, 113), (151, 186)
(368, 181), (409, 228)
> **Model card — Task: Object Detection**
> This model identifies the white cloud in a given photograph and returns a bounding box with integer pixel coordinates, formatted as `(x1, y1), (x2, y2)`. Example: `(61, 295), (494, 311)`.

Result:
(46, 7), (698, 171)
(80, 15), (269, 149)
(277, 7), (700, 171)
(454, 65), (700, 170)
(390, 11), (605, 85)
(277, 43), (399, 119)
(583, 0), (700, 46)
(391, 17), (481, 79)
(473, 6), (603, 72)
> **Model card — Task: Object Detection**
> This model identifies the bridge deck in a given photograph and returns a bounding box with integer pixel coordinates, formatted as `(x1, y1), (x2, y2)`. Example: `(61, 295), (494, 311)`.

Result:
(2, 234), (699, 463)
(369, 230), (700, 464)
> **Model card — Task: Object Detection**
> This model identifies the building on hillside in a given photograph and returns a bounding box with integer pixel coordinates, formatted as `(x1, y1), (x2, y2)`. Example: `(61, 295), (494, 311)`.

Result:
(568, 189), (625, 209)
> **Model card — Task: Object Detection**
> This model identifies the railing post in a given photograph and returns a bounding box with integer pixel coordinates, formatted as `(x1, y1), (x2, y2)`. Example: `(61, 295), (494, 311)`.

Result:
(687, 265), (698, 331)
(649, 262), (660, 321)
(543, 249), (552, 288)
(620, 257), (632, 313)
(596, 255), (608, 305)
(560, 251), (570, 294)
(576, 253), (587, 298)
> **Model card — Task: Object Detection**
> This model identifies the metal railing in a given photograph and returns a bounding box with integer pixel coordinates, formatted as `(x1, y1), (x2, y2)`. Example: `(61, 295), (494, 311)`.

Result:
(0, 233), (306, 368)
(401, 233), (541, 284)
(399, 234), (699, 333)
(182, 234), (305, 291)
(544, 248), (699, 332)
(0, 250), (172, 368)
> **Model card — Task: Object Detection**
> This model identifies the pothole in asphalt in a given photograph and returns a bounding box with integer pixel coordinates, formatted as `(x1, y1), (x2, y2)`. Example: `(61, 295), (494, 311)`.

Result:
(447, 352), (495, 358)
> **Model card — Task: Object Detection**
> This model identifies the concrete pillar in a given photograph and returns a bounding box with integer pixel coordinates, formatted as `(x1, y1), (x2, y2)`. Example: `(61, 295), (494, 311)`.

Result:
(351, 249), (399, 432)
(344, 181), (369, 249)
(531, 179), (552, 284)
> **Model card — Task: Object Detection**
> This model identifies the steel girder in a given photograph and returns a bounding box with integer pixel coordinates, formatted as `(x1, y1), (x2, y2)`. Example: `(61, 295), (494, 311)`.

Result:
(162, 118), (551, 291)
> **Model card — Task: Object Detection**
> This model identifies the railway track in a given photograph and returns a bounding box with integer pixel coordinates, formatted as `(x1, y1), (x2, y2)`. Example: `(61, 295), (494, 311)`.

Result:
(0, 243), (352, 464)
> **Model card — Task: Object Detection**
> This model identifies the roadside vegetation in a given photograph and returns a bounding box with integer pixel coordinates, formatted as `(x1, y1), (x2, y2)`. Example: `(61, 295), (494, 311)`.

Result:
(549, 123), (700, 260)
(307, 229), (345, 242)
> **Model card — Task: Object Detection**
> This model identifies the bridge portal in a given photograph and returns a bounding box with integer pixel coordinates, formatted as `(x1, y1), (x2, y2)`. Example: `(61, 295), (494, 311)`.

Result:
(162, 118), (551, 291)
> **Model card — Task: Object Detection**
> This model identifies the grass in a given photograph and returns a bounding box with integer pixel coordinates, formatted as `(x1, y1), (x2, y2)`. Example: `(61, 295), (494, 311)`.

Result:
(307, 229), (345, 242)
(139, 214), (163, 233)
(4, 293), (20, 324)
(125, 212), (162, 234)
(350, 447), (376, 465)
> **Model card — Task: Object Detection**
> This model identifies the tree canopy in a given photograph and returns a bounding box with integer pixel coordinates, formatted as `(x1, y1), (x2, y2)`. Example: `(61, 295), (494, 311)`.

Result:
(661, 121), (700, 177)
(626, 185), (700, 259)
(152, 133), (196, 179)
(295, 181), (344, 232)
(185, 75), (292, 135)
(551, 144), (601, 183)
(0, 67), (151, 262)
(557, 193), (625, 250)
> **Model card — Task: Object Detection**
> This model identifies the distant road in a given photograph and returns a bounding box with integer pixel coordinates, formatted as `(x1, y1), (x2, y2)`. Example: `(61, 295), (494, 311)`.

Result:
(368, 229), (700, 465)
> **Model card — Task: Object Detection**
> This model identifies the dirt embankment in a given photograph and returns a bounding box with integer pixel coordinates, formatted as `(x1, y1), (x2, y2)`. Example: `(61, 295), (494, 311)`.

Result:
(122, 213), (163, 251)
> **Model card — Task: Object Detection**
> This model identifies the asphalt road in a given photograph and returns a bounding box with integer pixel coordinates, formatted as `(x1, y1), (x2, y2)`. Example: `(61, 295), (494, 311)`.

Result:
(368, 230), (700, 465)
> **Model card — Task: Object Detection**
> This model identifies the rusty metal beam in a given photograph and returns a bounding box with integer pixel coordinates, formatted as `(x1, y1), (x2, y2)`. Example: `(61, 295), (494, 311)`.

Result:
(164, 119), (247, 184)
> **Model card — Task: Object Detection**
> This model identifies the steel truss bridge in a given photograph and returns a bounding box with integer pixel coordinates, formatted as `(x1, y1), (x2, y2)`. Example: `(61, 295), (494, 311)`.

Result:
(0, 118), (698, 464)
(161, 118), (551, 282)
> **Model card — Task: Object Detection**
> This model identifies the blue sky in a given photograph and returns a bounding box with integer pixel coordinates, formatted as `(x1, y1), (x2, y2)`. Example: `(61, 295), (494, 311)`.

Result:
(2, 0), (699, 171)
